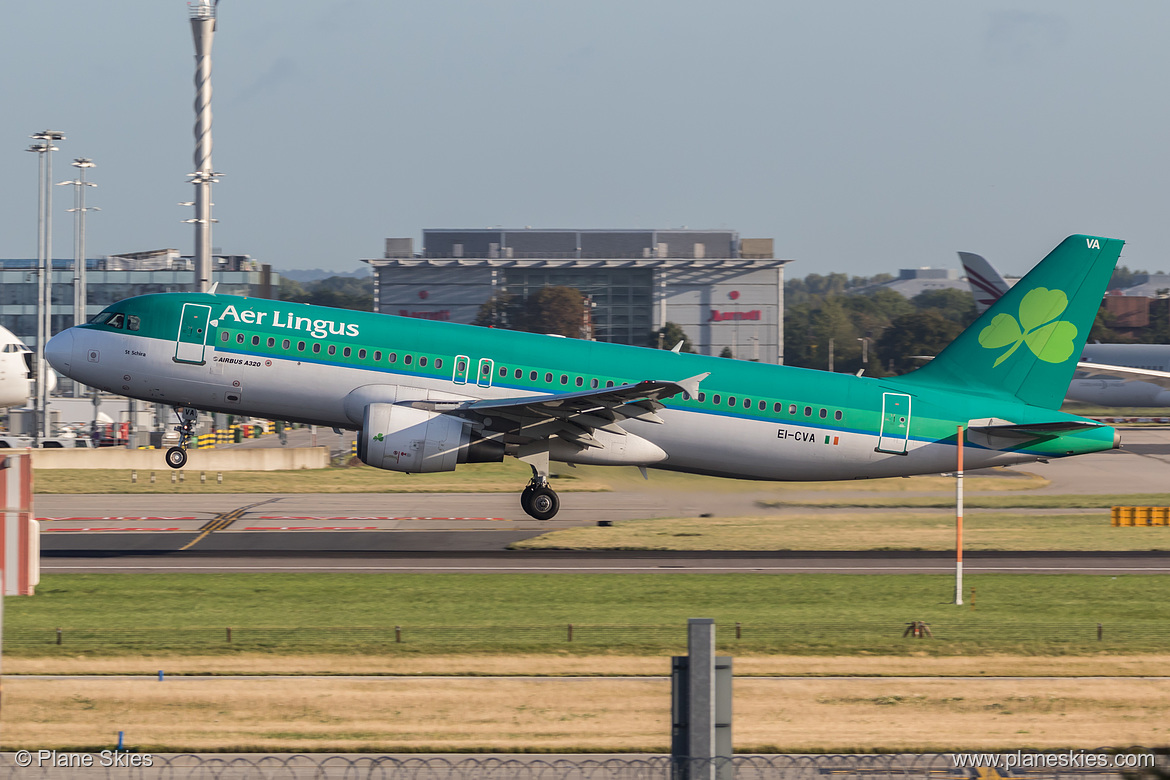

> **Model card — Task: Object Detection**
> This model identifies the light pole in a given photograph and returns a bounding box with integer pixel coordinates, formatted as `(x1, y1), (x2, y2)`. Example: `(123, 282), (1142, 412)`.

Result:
(57, 158), (98, 329)
(58, 159), (99, 410)
(27, 130), (65, 444)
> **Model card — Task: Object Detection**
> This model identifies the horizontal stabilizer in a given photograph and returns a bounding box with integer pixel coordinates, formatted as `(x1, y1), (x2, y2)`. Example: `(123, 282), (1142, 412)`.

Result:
(967, 420), (1102, 440)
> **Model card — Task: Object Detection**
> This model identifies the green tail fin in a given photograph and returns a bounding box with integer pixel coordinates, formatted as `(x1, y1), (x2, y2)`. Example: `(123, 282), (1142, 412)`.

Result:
(898, 234), (1123, 409)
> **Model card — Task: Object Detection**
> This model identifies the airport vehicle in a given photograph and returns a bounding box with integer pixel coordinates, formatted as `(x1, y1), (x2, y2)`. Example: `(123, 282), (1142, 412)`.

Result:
(45, 235), (1122, 519)
(961, 251), (1170, 407)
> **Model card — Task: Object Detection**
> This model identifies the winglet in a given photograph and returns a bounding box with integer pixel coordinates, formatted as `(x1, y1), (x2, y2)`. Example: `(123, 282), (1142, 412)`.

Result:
(208, 282), (219, 295)
(677, 372), (710, 398)
(671, 340), (685, 354)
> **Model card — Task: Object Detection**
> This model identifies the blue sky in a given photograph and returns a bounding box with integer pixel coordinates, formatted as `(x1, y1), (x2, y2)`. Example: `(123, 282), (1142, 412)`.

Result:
(3, 1), (1168, 276)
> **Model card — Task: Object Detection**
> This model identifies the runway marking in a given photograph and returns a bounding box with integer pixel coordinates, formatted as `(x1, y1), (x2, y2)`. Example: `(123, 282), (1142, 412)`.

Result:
(45, 527), (182, 532)
(39, 517), (199, 522)
(179, 498), (284, 551)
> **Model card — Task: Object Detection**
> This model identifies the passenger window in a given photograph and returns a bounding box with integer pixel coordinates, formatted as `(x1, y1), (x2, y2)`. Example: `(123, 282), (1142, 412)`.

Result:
(758, 400), (766, 411)
(606, 380), (615, 387)
(237, 333), (245, 344)
(591, 378), (599, 388)
(530, 371), (537, 381)
(835, 410), (843, 421)
(788, 404), (797, 415)
(283, 339), (291, 349)
(713, 394), (721, 404)
(545, 372), (553, 383)
(252, 335), (261, 346)
(515, 369), (523, 379)
(298, 341), (306, 351)
(127, 315), (140, 331)
(374, 351), (381, 361)
(500, 366), (507, 377)
(390, 353), (397, 363)
(220, 332), (229, 342)
(343, 347), (351, 357)
(108, 313), (125, 329)
(327, 345), (336, 355)
(358, 349), (366, 359)
(820, 408), (827, 418)
(457, 359), (466, 372)
(728, 396), (736, 406)
(312, 343), (321, 354)
(773, 402), (781, 412)
(560, 374), (568, 385)
(435, 358), (443, 369)
(576, 377), (583, 387)
(743, 399), (751, 409)
(420, 357), (427, 367)
(804, 406), (812, 416)
(699, 393), (706, 402)
(405, 355), (413, 365)
(268, 337), (276, 347)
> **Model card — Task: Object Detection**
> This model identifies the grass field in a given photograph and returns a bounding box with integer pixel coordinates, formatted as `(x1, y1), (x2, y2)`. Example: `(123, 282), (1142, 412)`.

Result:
(29, 463), (1049, 495)
(512, 510), (1170, 551)
(31, 461), (608, 494)
(7, 573), (1170, 656)
(759, 494), (1170, 509)
(7, 675), (1170, 753)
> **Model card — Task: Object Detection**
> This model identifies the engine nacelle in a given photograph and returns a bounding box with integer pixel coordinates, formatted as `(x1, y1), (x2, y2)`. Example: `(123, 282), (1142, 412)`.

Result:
(358, 403), (502, 473)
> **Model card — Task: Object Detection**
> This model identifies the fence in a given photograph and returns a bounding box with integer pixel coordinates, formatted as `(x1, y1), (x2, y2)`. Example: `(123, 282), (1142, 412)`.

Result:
(0, 752), (1162, 780)
(6, 622), (1170, 653)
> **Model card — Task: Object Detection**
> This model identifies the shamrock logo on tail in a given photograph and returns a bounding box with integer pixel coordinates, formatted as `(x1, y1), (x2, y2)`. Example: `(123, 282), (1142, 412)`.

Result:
(373, 433), (384, 442)
(978, 287), (1078, 367)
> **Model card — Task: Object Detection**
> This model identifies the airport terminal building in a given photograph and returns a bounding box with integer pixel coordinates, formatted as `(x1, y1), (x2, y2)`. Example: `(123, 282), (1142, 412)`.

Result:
(364, 229), (791, 363)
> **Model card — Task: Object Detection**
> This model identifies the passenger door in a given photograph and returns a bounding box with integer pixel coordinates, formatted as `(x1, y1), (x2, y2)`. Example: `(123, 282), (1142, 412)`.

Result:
(174, 303), (212, 365)
(875, 392), (911, 454)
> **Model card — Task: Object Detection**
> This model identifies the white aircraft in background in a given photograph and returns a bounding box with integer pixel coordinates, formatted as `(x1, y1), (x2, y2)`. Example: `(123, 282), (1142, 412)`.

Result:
(0, 325), (45, 408)
(961, 252), (1170, 408)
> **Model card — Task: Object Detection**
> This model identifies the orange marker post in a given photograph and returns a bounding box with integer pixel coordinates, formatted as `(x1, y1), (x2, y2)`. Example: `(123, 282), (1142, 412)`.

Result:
(955, 424), (964, 606)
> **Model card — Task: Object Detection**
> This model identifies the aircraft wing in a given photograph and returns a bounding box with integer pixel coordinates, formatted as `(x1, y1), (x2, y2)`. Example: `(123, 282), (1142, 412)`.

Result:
(1075, 361), (1170, 390)
(410, 373), (710, 448)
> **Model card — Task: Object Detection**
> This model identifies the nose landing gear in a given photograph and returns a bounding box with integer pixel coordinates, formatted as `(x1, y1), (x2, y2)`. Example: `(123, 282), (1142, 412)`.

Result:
(519, 464), (560, 520)
(165, 406), (200, 470)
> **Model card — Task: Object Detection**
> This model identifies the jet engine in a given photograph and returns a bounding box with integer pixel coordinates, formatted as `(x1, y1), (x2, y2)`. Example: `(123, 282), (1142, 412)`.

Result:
(358, 403), (503, 473)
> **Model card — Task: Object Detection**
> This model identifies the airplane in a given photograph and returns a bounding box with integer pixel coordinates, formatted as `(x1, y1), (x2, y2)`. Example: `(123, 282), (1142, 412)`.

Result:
(960, 251), (1170, 407)
(0, 324), (49, 409)
(45, 235), (1123, 520)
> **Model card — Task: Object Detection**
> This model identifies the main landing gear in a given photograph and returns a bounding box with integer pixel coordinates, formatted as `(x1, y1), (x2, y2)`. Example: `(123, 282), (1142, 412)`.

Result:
(520, 465), (560, 521)
(165, 406), (199, 470)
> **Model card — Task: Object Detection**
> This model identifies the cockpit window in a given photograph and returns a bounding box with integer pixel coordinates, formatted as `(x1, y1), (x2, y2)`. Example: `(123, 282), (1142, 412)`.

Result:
(107, 313), (125, 329)
(89, 312), (114, 325)
(127, 315), (141, 331)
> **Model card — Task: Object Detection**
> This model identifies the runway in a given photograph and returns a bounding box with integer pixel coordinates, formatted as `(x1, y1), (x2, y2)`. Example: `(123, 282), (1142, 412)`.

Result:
(33, 427), (1170, 572)
(39, 550), (1170, 574)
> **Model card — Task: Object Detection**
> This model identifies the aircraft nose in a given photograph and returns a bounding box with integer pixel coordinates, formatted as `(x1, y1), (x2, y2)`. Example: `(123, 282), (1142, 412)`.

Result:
(44, 329), (74, 373)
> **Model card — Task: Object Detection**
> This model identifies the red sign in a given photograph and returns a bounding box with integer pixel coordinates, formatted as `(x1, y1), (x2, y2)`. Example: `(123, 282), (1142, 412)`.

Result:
(399, 310), (450, 321)
(708, 309), (760, 322)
